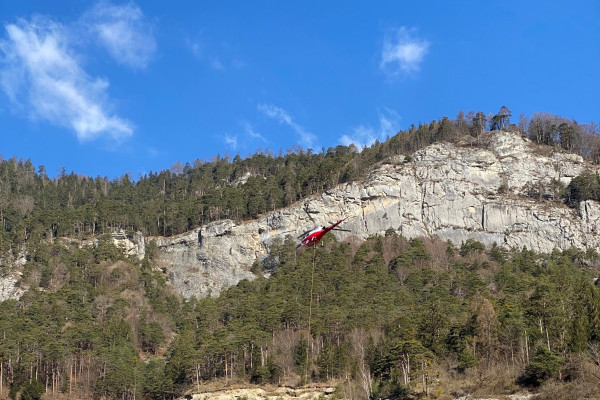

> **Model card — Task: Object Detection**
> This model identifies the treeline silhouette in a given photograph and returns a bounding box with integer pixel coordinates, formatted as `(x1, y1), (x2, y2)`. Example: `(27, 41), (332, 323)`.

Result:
(2, 108), (599, 253)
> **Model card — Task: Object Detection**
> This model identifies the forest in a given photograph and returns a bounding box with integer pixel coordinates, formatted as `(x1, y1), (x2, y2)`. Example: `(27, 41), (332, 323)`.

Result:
(1, 108), (600, 249)
(2, 108), (600, 400)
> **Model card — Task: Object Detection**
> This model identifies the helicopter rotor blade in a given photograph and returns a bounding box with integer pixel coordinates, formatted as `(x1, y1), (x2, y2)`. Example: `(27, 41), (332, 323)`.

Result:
(298, 230), (311, 238)
(303, 202), (317, 224)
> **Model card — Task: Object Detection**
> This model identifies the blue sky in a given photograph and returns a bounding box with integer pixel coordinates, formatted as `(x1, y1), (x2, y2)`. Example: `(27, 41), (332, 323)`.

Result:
(1, 1), (598, 180)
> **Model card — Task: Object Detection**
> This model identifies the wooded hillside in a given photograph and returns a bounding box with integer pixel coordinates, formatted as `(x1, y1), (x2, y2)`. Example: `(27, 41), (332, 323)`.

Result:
(2, 108), (600, 400)
(1, 108), (599, 250)
(2, 232), (600, 399)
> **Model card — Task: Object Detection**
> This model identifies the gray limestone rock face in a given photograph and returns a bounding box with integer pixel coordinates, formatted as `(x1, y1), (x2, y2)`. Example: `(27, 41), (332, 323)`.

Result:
(0, 248), (27, 302)
(149, 225), (257, 298)
(147, 131), (599, 298)
(111, 230), (146, 260)
(0, 273), (25, 302)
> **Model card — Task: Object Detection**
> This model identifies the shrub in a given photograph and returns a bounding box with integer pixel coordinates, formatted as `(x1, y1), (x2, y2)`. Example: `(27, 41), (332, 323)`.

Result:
(564, 171), (600, 207)
(519, 347), (564, 387)
(459, 239), (485, 257)
(21, 380), (44, 400)
(457, 347), (477, 372)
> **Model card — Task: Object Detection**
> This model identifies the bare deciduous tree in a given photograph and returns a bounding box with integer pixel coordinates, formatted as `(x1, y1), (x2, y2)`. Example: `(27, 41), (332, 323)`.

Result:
(349, 328), (379, 400)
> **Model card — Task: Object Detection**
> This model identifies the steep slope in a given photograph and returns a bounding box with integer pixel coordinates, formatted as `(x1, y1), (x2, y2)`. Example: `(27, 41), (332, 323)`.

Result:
(152, 131), (599, 298)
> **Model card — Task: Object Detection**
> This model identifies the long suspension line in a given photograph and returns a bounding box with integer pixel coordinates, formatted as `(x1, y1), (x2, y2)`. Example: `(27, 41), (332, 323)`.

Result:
(305, 244), (317, 383)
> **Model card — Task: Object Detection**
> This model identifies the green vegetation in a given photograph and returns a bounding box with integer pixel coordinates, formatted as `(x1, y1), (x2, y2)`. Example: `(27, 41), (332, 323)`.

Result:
(0, 109), (598, 253)
(1, 234), (600, 399)
(520, 347), (564, 387)
(1, 108), (600, 399)
(564, 171), (600, 207)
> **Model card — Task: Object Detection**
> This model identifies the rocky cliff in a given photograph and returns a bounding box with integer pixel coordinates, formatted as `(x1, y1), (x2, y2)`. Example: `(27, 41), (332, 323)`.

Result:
(149, 131), (599, 298)
(183, 384), (336, 400)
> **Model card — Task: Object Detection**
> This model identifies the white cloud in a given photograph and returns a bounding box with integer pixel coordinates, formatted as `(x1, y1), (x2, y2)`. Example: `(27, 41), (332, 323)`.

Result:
(0, 17), (133, 141)
(83, 1), (156, 69)
(224, 134), (238, 149)
(339, 125), (377, 149)
(257, 103), (316, 148)
(378, 108), (398, 138)
(241, 121), (267, 142)
(380, 27), (429, 78)
(340, 109), (400, 149)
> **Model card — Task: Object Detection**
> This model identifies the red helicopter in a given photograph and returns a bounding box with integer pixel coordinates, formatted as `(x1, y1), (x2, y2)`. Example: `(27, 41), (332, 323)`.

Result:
(298, 216), (350, 248)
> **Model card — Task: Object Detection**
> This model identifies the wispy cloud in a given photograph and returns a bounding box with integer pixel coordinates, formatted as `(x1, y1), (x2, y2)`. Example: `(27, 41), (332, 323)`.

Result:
(221, 122), (266, 152)
(223, 134), (238, 149)
(0, 17), (133, 141)
(380, 27), (429, 78)
(340, 109), (400, 149)
(241, 121), (267, 143)
(83, 1), (156, 69)
(186, 32), (244, 71)
(209, 56), (224, 71)
(188, 39), (203, 58)
(257, 104), (316, 149)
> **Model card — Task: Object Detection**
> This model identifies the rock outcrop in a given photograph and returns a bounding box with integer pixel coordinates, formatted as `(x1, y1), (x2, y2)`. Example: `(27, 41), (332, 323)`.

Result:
(184, 384), (336, 400)
(0, 247), (27, 301)
(149, 222), (257, 298)
(0, 273), (25, 302)
(151, 131), (600, 298)
(111, 230), (146, 260)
